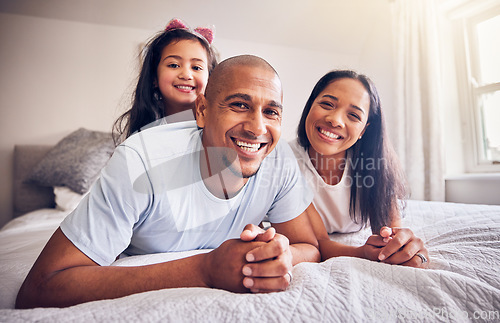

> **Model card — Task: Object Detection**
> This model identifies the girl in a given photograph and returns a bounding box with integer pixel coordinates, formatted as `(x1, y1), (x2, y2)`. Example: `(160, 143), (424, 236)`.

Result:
(113, 18), (218, 144)
(291, 70), (429, 268)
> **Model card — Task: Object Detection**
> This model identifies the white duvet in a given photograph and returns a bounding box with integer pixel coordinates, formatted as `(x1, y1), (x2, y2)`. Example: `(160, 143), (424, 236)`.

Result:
(0, 200), (499, 322)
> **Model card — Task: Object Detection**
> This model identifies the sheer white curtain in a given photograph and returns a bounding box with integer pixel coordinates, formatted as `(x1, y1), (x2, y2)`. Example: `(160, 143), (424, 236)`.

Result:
(390, 0), (445, 201)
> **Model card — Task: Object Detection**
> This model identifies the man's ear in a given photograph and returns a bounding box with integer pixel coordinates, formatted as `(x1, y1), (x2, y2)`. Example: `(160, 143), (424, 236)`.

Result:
(195, 94), (208, 128)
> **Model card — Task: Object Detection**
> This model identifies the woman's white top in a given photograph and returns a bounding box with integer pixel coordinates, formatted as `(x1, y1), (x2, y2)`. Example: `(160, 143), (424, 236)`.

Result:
(290, 140), (364, 233)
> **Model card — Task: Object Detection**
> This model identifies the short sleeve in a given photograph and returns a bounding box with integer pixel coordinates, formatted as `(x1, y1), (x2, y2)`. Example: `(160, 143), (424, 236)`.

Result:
(60, 145), (153, 265)
(265, 140), (314, 224)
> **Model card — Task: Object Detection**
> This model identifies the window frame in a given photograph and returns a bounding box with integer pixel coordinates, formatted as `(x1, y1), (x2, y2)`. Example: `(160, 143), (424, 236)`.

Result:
(452, 3), (500, 173)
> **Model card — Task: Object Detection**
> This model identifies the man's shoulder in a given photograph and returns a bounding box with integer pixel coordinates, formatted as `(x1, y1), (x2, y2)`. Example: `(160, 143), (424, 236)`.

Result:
(266, 138), (297, 162)
(120, 121), (200, 157)
(258, 138), (301, 177)
(126, 120), (198, 141)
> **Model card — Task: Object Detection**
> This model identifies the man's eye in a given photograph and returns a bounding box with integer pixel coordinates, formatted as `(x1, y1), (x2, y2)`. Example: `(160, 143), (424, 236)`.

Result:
(264, 109), (281, 118)
(230, 102), (248, 110)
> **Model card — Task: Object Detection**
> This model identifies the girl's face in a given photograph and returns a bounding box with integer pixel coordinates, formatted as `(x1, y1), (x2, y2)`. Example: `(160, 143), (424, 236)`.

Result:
(305, 78), (370, 159)
(156, 39), (209, 116)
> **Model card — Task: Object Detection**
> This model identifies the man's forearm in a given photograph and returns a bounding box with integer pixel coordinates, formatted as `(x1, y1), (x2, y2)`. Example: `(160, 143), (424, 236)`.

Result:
(17, 227), (270, 308)
(16, 253), (209, 308)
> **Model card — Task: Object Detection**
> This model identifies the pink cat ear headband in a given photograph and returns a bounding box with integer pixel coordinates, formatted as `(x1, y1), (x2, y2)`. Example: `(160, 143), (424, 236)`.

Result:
(164, 18), (214, 45)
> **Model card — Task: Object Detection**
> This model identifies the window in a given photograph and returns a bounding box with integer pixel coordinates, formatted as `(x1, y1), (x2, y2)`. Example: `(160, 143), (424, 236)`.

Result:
(470, 12), (500, 165)
(453, 2), (500, 172)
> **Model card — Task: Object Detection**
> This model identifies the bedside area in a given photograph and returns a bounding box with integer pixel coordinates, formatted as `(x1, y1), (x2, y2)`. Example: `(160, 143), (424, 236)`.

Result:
(445, 173), (500, 205)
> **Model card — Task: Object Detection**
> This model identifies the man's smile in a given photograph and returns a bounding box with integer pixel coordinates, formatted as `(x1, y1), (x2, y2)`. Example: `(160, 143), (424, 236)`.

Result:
(231, 137), (269, 156)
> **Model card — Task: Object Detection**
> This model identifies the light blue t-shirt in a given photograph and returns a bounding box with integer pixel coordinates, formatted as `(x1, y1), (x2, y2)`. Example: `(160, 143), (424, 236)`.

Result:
(60, 121), (313, 265)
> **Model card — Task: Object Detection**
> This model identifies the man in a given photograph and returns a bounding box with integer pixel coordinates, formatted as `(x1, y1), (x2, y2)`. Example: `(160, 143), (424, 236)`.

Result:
(16, 55), (319, 308)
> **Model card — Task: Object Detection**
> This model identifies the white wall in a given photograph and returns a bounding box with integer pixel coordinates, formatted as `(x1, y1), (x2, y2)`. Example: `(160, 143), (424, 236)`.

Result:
(0, 4), (395, 227)
(0, 13), (151, 227)
(214, 39), (358, 142)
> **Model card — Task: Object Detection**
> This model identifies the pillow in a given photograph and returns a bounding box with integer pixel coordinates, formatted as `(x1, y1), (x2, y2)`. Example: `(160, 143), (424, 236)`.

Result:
(54, 186), (86, 211)
(26, 128), (115, 194)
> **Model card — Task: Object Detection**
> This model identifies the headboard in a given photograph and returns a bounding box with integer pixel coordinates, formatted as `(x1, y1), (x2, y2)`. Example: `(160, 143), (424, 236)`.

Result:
(12, 128), (115, 218)
(13, 145), (56, 217)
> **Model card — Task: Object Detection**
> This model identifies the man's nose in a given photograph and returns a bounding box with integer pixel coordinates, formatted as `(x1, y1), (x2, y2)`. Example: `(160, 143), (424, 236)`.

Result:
(244, 111), (267, 137)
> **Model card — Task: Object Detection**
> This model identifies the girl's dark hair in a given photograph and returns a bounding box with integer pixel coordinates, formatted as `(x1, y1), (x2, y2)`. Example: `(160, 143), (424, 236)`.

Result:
(297, 70), (409, 232)
(112, 29), (218, 144)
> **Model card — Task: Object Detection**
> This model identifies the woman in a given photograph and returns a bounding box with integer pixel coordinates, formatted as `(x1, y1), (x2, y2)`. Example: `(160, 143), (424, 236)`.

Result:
(291, 70), (429, 267)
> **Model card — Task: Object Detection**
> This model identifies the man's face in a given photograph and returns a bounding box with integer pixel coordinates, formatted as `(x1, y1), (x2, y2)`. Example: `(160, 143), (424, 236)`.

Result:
(196, 65), (282, 179)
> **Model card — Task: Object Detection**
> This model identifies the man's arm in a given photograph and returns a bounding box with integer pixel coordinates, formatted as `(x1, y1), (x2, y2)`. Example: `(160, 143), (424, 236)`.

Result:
(16, 227), (266, 308)
(273, 210), (320, 264)
(246, 211), (320, 264)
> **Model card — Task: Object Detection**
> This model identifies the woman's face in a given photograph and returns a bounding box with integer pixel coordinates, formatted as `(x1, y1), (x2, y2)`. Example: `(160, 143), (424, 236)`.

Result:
(156, 39), (209, 116)
(305, 78), (370, 159)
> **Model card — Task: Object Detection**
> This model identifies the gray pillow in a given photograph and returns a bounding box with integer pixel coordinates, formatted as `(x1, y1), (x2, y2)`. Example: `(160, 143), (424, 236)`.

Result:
(26, 128), (115, 194)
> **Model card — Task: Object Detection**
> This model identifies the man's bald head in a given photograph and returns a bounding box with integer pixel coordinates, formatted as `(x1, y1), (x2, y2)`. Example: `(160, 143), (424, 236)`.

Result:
(204, 55), (281, 104)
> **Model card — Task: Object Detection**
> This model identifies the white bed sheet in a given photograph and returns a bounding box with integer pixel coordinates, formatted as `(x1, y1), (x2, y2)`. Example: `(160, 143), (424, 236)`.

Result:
(0, 200), (499, 322)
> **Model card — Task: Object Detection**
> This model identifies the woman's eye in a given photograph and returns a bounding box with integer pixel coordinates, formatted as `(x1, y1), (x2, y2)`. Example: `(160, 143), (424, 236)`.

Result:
(319, 101), (334, 109)
(167, 63), (179, 68)
(193, 66), (203, 71)
(349, 113), (361, 121)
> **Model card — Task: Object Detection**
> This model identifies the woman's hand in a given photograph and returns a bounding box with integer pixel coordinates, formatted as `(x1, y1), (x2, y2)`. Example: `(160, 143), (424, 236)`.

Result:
(360, 227), (429, 268)
(377, 227), (429, 268)
(359, 234), (388, 261)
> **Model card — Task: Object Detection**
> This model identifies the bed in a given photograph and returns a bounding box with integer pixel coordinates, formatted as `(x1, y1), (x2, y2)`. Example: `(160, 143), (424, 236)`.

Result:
(1, 129), (499, 322)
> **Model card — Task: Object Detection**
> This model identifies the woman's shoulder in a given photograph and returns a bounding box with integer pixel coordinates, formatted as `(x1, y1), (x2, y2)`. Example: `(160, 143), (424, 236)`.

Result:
(287, 138), (301, 150)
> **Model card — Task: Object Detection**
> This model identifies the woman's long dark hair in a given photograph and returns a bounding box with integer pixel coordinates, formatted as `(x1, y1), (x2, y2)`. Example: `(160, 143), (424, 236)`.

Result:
(297, 70), (409, 232)
(112, 29), (218, 144)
